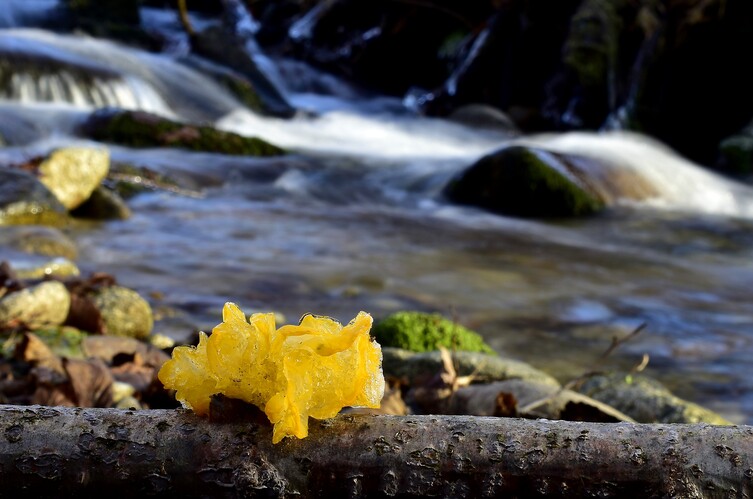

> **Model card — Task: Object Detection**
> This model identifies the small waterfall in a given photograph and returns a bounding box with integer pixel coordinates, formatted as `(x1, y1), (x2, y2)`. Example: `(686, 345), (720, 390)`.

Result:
(0, 63), (169, 114)
(0, 29), (244, 121)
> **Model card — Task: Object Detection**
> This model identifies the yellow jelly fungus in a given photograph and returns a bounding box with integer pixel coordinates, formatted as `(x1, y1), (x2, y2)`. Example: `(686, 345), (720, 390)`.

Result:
(158, 303), (385, 443)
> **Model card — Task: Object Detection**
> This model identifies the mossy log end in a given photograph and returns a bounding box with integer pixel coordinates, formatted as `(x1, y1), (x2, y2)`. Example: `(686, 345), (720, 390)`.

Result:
(0, 405), (751, 498)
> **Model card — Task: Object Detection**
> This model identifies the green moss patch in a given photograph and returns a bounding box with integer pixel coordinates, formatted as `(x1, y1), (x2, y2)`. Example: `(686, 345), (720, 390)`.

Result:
(81, 110), (285, 157)
(373, 311), (494, 354)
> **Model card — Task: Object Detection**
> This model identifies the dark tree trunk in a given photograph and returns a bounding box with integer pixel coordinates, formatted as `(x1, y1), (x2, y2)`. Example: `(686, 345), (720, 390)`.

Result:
(0, 405), (750, 498)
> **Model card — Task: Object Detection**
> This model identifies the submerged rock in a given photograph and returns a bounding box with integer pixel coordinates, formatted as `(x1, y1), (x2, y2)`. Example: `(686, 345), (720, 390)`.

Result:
(576, 372), (732, 425)
(374, 311), (494, 354)
(80, 109), (285, 156)
(0, 169), (69, 226)
(382, 348), (559, 388)
(38, 147), (110, 211)
(0, 226), (77, 260)
(0, 281), (71, 329)
(445, 145), (605, 218)
(90, 285), (153, 340)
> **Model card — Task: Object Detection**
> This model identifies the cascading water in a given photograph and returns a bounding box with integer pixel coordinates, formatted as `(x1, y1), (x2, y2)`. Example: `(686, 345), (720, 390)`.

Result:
(2, 6), (753, 424)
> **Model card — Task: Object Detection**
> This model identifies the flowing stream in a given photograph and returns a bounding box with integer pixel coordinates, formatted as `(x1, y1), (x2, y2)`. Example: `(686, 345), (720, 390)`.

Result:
(2, 11), (753, 423)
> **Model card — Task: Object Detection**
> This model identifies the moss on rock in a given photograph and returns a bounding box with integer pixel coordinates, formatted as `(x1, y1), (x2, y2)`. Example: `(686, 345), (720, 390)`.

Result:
(444, 145), (605, 218)
(81, 110), (285, 157)
(382, 348), (559, 387)
(373, 311), (494, 354)
(90, 285), (153, 340)
(576, 372), (731, 425)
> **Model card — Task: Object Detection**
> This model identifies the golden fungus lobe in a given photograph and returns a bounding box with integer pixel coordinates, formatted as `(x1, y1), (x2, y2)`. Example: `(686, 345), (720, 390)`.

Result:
(158, 303), (384, 443)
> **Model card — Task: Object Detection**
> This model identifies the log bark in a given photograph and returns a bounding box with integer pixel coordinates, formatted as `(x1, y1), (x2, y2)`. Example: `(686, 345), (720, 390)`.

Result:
(0, 405), (751, 498)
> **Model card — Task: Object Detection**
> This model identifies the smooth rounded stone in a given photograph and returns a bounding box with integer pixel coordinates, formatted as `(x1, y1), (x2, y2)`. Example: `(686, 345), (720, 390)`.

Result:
(38, 147), (110, 210)
(576, 372), (732, 425)
(0, 226), (77, 259)
(0, 281), (71, 329)
(14, 257), (80, 279)
(382, 347), (560, 387)
(70, 185), (131, 220)
(447, 104), (520, 133)
(91, 286), (153, 340)
(0, 168), (68, 226)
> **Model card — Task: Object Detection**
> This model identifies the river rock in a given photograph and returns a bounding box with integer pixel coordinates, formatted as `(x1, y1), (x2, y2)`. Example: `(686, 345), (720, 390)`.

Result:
(80, 109), (285, 156)
(70, 186), (131, 220)
(0, 168), (68, 226)
(374, 311), (494, 354)
(444, 145), (605, 218)
(382, 347), (560, 388)
(37, 147), (110, 211)
(576, 372), (732, 425)
(90, 286), (153, 340)
(0, 226), (77, 259)
(0, 281), (71, 329)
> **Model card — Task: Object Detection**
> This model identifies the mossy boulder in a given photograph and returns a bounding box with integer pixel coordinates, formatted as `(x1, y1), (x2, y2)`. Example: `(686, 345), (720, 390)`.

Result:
(444, 145), (605, 218)
(38, 147), (110, 210)
(373, 311), (494, 354)
(80, 110), (285, 157)
(382, 348), (559, 387)
(90, 286), (153, 340)
(0, 169), (69, 226)
(576, 372), (732, 425)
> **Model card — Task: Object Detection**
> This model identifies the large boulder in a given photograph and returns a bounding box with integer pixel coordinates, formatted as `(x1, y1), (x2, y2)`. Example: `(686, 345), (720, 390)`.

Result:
(37, 147), (110, 211)
(444, 145), (605, 218)
(0, 168), (68, 226)
(80, 109), (285, 156)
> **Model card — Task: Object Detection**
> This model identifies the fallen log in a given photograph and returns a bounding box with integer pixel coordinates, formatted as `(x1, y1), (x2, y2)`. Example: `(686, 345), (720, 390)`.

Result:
(0, 405), (751, 498)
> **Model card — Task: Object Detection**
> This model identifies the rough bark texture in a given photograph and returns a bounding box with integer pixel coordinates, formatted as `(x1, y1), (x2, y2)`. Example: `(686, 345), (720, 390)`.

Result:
(0, 405), (751, 498)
